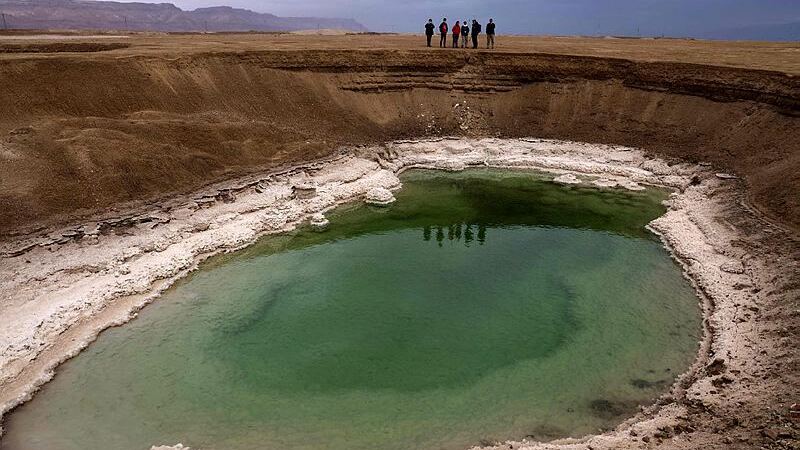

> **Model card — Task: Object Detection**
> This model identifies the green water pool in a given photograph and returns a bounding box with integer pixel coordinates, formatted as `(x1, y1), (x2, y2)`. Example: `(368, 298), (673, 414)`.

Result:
(1, 169), (701, 450)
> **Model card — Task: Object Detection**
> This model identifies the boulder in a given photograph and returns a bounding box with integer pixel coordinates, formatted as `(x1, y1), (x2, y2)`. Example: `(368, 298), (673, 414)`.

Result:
(310, 213), (330, 231)
(365, 187), (396, 206)
(292, 183), (317, 200)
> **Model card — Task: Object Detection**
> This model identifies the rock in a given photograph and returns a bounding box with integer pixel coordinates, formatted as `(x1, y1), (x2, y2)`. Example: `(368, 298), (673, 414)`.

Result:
(592, 178), (619, 188)
(150, 445), (189, 450)
(365, 187), (396, 207)
(654, 426), (674, 439)
(762, 428), (793, 441)
(711, 375), (735, 388)
(706, 358), (727, 376)
(216, 190), (236, 203)
(642, 159), (672, 175)
(434, 160), (466, 171)
(292, 183), (317, 200)
(553, 174), (581, 185)
(195, 197), (216, 208)
(192, 222), (210, 232)
(618, 179), (646, 191)
(310, 213), (330, 231)
(716, 173), (738, 180)
(720, 261), (745, 274)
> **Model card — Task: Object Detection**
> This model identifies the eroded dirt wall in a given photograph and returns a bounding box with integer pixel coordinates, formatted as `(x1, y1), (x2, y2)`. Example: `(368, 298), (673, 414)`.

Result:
(0, 51), (798, 235)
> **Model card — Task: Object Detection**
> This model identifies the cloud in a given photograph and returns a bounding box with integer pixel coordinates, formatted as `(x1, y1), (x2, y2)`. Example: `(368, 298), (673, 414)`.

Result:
(121, 0), (800, 35)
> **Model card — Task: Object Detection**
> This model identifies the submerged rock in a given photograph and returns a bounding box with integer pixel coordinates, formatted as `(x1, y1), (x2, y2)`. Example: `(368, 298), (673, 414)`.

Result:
(365, 187), (396, 206)
(618, 179), (647, 191)
(592, 178), (619, 188)
(310, 213), (330, 231)
(553, 174), (581, 185)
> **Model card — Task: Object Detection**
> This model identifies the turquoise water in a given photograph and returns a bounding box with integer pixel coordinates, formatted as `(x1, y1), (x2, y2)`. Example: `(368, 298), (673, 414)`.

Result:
(1, 169), (701, 450)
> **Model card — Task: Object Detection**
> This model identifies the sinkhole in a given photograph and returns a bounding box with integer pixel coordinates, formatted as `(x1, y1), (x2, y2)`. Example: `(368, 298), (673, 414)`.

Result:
(0, 168), (701, 450)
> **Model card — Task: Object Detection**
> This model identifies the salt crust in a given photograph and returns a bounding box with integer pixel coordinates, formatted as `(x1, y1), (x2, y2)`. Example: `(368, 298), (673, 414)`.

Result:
(0, 138), (764, 449)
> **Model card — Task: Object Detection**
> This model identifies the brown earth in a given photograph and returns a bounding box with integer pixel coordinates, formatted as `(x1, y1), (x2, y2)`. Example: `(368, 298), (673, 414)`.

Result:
(1, 33), (799, 238)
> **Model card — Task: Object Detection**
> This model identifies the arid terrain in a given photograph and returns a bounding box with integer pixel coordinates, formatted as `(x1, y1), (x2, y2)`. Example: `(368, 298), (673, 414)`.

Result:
(0, 32), (798, 450)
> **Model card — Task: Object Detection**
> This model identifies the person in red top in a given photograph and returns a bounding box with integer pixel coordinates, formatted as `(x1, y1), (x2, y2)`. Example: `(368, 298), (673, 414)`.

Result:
(452, 21), (461, 48)
(439, 18), (448, 48)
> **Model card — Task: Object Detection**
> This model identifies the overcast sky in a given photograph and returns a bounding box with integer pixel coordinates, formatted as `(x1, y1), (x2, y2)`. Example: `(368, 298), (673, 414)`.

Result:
(127, 0), (800, 35)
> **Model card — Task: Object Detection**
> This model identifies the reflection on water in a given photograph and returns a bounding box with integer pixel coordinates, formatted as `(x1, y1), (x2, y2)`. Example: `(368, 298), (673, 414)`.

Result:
(424, 223), (488, 246)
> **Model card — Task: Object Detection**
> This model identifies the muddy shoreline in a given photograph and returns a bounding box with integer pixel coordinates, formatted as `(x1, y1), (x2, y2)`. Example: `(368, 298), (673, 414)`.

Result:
(0, 139), (797, 449)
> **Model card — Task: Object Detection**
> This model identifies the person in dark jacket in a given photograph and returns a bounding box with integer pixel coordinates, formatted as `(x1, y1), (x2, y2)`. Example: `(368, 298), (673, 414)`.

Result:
(425, 19), (435, 47)
(460, 20), (470, 48)
(471, 19), (482, 49)
(486, 18), (496, 49)
(439, 18), (448, 48)
(452, 21), (461, 48)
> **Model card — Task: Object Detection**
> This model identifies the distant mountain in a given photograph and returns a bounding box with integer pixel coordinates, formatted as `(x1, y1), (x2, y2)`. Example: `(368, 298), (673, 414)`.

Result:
(0, 0), (368, 32)
(702, 22), (800, 42)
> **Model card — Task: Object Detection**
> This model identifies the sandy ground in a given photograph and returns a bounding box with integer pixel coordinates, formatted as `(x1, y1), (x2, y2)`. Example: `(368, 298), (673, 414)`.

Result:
(0, 139), (797, 450)
(1, 33), (799, 74)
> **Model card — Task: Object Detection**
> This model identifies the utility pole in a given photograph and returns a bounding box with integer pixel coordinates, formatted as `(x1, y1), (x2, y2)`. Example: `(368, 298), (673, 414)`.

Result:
(123, 15), (127, 30)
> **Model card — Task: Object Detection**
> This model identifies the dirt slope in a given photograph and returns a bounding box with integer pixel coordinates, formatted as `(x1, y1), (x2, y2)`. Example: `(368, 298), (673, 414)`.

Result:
(0, 35), (799, 236)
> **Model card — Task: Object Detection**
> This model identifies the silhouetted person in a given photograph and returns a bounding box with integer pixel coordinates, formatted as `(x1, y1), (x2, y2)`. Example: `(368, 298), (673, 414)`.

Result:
(486, 19), (496, 49)
(439, 18), (449, 48)
(477, 224), (486, 244)
(471, 19), (482, 49)
(460, 20), (470, 48)
(425, 19), (435, 47)
(452, 21), (461, 48)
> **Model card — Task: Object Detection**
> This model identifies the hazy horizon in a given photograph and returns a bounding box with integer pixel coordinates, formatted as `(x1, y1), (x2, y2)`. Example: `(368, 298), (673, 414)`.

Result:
(117, 0), (800, 38)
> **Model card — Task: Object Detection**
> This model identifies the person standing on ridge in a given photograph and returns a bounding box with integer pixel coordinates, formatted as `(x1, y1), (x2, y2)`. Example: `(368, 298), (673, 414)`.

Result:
(452, 21), (461, 48)
(425, 19), (435, 47)
(471, 19), (482, 49)
(460, 20), (470, 48)
(439, 18), (449, 48)
(486, 18), (496, 49)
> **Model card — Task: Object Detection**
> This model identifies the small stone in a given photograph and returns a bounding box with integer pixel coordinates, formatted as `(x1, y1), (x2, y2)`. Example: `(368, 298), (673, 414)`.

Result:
(192, 222), (210, 232)
(716, 173), (738, 180)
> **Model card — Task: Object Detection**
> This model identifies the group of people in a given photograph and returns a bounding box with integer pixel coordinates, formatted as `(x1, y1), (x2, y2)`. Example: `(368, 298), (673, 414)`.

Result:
(425, 18), (496, 49)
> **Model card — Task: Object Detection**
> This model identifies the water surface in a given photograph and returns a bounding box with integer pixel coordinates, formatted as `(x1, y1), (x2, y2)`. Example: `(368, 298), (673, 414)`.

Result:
(1, 169), (700, 450)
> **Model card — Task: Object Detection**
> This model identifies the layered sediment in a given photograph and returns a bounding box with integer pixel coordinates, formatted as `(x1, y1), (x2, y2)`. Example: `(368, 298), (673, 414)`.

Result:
(1, 48), (799, 236)
(0, 139), (797, 449)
